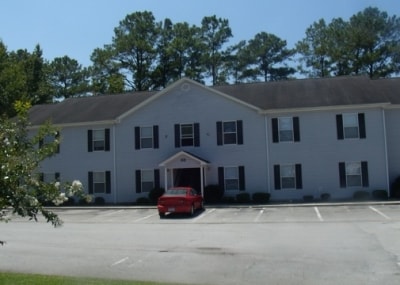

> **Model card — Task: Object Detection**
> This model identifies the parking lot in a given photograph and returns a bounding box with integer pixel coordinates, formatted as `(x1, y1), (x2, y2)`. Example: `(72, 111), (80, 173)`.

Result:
(1, 203), (400, 285)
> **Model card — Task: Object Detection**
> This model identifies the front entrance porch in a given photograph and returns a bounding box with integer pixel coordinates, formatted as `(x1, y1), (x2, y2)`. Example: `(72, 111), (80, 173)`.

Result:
(159, 151), (209, 196)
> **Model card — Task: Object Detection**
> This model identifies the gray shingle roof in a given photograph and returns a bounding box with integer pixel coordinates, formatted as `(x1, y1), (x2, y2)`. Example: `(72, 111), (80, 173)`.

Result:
(28, 76), (399, 126)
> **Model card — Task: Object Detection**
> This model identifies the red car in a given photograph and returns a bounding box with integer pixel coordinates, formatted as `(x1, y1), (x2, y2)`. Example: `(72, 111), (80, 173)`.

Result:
(157, 187), (204, 218)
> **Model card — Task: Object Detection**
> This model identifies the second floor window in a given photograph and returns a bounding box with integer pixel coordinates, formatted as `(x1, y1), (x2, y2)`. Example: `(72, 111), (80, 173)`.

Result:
(272, 117), (300, 143)
(175, 123), (200, 147)
(336, 113), (366, 140)
(216, 120), (243, 145)
(88, 129), (110, 152)
(135, 126), (159, 149)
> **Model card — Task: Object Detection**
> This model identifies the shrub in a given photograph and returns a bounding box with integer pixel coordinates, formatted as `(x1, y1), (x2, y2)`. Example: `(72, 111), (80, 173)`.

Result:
(64, 197), (75, 206)
(353, 190), (370, 201)
(148, 187), (165, 204)
(204, 185), (224, 203)
(320, 193), (331, 201)
(221, 196), (236, 203)
(78, 198), (89, 205)
(303, 195), (314, 202)
(390, 176), (400, 198)
(252, 192), (271, 203)
(236, 192), (251, 203)
(136, 197), (151, 205)
(372, 190), (388, 200)
(94, 197), (105, 205)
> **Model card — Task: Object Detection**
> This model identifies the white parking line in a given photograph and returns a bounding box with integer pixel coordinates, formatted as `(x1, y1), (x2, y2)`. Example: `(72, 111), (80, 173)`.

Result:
(369, 206), (391, 220)
(100, 209), (124, 217)
(254, 209), (264, 222)
(111, 257), (129, 266)
(134, 214), (157, 222)
(314, 207), (324, 222)
(191, 208), (215, 222)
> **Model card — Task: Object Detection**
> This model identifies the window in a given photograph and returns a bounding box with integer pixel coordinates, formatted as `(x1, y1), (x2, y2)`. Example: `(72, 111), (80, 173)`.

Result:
(135, 126), (159, 149)
(88, 171), (111, 194)
(88, 129), (110, 152)
(274, 164), (302, 190)
(174, 123), (200, 147)
(218, 166), (245, 191)
(40, 172), (60, 183)
(39, 132), (60, 153)
(272, 117), (300, 143)
(216, 120), (243, 145)
(336, 113), (366, 140)
(135, 169), (160, 193)
(339, 161), (369, 188)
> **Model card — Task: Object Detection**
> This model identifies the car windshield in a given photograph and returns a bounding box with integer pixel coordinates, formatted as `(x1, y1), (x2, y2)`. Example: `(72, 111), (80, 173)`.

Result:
(165, 189), (187, 196)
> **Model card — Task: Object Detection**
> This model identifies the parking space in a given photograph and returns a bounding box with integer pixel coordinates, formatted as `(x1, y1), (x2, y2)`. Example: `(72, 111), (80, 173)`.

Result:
(47, 203), (400, 224)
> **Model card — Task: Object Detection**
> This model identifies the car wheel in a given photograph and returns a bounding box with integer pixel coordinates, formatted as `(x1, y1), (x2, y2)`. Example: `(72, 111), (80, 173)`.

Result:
(159, 212), (165, 218)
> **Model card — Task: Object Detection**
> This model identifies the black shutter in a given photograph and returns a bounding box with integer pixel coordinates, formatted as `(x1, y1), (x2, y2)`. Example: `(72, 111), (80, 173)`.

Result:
(87, 130), (93, 152)
(293, 117), (300, 142)
(216, 121), (223, 145)
(274, 165), (281, 190)
(135, 170), (141, 193)
(55, 172), (60, 182)
(218, 167), (225, 190)
(105, 171), (111, 194)
(239, 166), (245, 191)
(39, 173), (44, 182)
(153, 125), (159, 149)
(134, 127), (141, 149)
(194, 123), (200, 147)
(174, 124), (180, 148)
(295, 164), (302, 189)
(154, 169), (160, 189)
(88, 172), (93, 194)
(339, 162), (346, 188)
(272, 118), (279, 143)
(336, 115), (344, 140)
(237, 120), (243, 145)
(361, 161), (369, 187)
(105, 129), (110, 151)
(358, 113), (366, 139)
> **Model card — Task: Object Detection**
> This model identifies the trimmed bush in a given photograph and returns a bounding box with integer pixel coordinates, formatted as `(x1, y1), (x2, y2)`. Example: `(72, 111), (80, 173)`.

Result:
(372, 190), (388, 200)
(221, 196), (236, 203)
(136, 197), (151, 205)
(303, 195), (314, 202)
(94, 197), (105, 205)
(64, 197), (75, 206)
(148, 187), (165, 204)
(204, 185), (224, 203)
(320, 193), (331, 201)
(353, 190), (370, 201)
(390, 176), (400, 198)
(252, 192), (271, 203)
(236, 192), (251, 203)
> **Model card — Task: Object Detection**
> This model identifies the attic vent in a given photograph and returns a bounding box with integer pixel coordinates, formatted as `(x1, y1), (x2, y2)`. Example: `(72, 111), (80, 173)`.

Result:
(181, 83), (190, 92)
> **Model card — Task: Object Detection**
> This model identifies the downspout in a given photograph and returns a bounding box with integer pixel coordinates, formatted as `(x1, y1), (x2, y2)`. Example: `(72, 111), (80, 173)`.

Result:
(264, 115), (271, 194)
(382, 109), (390, 196)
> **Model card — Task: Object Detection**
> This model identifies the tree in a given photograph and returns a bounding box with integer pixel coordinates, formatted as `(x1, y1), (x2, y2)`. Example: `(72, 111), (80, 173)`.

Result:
(0, 102), (90, 242)
(200, 15), (233, 85)
(246, 32), (295, 81)
(112, 11), (161, 91)
(47, 56), (90, 98)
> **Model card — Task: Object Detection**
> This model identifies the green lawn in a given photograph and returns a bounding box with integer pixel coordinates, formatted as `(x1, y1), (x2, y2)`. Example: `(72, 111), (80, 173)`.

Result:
(0, 272), (187, 285)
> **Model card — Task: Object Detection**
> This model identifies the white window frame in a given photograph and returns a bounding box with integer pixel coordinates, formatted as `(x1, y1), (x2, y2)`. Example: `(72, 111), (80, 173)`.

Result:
(141, 170), (154, 193)
(92, 129), (105, 151)
(93, 171), (106, 194)
(223, 121), (237, 145)
(342, 113), (359, 139)
(278, 117), (294, 142)
(345, 162), (362, 187)
(280, 164), (296, 189)
(180, 124), (194, 146)
(140, 126), (153, 149)
(224, 166), (239, 191)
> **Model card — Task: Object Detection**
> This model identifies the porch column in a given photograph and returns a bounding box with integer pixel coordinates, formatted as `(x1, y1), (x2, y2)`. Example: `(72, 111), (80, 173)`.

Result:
(200, 166), (204, 197)
(164, 168), (168, 191)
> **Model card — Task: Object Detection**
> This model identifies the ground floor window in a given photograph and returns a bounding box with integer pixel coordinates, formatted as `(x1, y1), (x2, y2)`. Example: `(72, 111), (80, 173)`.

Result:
(88, 171), (111, 194)
(274, 164), (302, 190)
(135, 169), (160, 193)
(218, 166), (245, 191)
(339, 161), (369, 188)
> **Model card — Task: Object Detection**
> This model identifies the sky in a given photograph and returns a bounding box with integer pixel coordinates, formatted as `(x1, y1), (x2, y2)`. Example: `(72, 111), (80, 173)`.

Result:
(0, 0), (399, 67)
